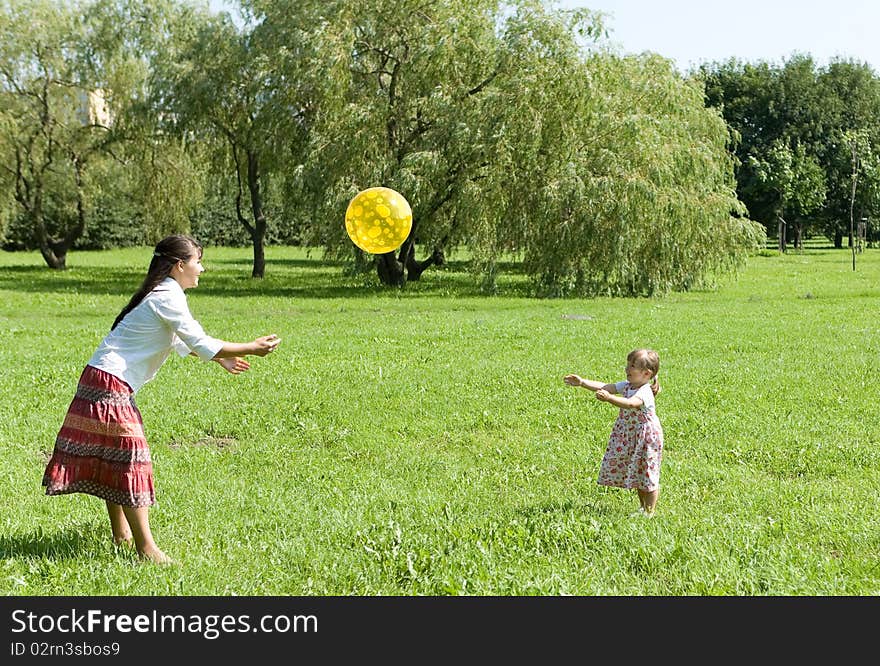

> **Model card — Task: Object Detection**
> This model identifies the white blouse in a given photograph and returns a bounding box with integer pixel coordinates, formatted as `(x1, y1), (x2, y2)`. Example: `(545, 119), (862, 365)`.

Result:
(87, 277), (223, 393)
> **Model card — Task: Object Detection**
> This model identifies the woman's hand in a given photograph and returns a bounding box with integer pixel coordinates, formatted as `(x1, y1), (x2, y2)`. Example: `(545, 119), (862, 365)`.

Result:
(251, 334), (281, 357)
(217, 357), (251, 374)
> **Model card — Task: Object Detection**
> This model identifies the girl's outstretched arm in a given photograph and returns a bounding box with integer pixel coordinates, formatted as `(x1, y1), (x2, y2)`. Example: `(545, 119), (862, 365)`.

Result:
(563, 375), (617, 393)
(595, 390), (642, 409)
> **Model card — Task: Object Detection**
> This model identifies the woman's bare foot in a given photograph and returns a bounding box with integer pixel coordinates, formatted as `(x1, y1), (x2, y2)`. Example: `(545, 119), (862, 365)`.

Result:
(138, 546), (174, 565)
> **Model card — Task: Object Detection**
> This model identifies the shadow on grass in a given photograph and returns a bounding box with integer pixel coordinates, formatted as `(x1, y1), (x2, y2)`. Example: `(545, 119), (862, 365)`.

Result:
(0, 266), (138, 298)
(0, 523), (99, 560)
(0, 259), (535, 300)
(243, 256), (346, 269)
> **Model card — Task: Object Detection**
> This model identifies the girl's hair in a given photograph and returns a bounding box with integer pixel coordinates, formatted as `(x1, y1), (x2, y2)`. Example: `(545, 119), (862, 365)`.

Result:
(628, 348), (661, 396)
(111, 235), (202, 331)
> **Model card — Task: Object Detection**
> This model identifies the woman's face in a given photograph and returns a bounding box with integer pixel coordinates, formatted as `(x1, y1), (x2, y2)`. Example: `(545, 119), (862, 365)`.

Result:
(172, 251), (204, 290)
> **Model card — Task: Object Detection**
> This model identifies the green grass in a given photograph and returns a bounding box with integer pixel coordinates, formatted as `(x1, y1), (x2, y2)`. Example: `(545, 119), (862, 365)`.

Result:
(1, 244), (878, 595)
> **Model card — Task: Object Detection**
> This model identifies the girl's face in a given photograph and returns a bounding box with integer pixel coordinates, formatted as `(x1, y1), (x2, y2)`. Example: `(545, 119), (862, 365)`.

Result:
(172, 252), (204, 290)
(625, 361), (653, 387)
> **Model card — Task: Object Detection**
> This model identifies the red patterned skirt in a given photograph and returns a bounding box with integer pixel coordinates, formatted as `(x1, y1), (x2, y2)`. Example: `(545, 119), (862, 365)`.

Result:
(42, 365), (156, 507)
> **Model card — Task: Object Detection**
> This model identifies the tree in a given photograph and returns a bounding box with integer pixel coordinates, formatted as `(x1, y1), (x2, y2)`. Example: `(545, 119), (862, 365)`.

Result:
(816, 60), (880, 248)
(270, 0), (522, 286)
(842, 128), (880, 268)
(89, 0), (221, 246)
(0, 0), (108, 268)
(0, 0), (203, 263)
(699, 57), (828, 238)
(279, 0), (761, 294)
(749, 139), (826, 251)
(151, 4), (288, 278)
(701, 56), (880, 249)
(506, 49), (764, 296)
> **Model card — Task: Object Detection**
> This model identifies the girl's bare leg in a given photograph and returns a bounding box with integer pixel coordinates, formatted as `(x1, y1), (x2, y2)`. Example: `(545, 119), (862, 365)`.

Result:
(105, 500), (133, 545)
(637, 489), (659, 515)
(120, 505), (172, 564)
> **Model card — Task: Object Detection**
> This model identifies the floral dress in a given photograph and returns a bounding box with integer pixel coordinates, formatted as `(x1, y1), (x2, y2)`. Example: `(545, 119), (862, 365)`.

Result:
(597, 381), (664, 492)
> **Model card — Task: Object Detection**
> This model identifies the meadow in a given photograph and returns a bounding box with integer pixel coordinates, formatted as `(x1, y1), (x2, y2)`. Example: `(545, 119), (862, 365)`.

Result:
(0, 243), (878, 595)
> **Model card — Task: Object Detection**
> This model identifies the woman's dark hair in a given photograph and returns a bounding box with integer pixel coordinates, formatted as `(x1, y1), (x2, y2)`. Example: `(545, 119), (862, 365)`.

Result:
(111, 235), (202, 331)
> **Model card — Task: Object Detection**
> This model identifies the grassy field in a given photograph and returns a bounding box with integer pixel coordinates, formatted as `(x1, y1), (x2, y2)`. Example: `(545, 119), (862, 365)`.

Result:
(0, 244), (878, 595)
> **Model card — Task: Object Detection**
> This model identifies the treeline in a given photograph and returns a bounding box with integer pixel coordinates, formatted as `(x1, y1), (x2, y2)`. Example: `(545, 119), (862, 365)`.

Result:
(12, 0), (860, 295)
(699, 56), (880, 251)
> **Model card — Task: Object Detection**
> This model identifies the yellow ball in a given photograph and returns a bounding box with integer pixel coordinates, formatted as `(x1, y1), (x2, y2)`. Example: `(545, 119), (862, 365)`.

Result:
(345, 187), (413, 254)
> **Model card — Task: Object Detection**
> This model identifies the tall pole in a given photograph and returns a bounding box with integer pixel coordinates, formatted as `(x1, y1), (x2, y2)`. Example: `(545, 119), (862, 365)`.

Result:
(850, 142), (859, 271)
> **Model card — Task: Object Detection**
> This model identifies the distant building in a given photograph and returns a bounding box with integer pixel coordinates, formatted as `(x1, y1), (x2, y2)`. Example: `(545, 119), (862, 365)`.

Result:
(76, 88), (112, 127)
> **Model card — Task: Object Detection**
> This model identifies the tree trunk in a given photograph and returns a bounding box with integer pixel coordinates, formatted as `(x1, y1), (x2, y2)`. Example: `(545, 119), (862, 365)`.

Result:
(32, 189), (68, 270)
(250, 228), (265, 278)
(834, 230), (843, 248)
(376, 226), (413, 286)
(59, 153), (88, 263)
(375, 239), (446, 285)
(38, 243), (67, 270)
(376, 251), (405, 286)
(850, 142), (859, 271)
(405, 245), (445, 281)
(373, 174), (458, 286)
(777, 214), (786, 253)
(17, 157), (78, 270)
(246, 150), (266, 278)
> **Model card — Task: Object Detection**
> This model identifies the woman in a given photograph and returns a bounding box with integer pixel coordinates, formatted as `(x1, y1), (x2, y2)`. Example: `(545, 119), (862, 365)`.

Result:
(43, 234), (280, 563)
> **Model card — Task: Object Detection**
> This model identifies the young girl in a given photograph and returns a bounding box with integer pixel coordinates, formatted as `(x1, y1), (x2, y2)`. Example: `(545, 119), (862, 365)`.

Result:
(564, 349), (664, 515)
(42, 234), (281, 563)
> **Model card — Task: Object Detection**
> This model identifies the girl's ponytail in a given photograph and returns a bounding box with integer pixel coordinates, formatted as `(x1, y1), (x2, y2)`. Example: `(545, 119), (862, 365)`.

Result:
(650, 374), (661, 397)
(111, 235), (202, 331)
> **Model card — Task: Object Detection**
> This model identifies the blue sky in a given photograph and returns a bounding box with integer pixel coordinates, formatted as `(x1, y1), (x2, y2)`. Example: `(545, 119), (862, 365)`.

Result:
(207, 1), (879, 73)
(556, 0), (879, 72)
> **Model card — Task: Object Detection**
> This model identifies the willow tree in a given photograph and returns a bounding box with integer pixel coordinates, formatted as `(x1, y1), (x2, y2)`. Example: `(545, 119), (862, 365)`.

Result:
(267, 0), (533, 286)
(260, 0), (761, 294)
(466, 16), (762, 295)
(82, 0), (212, 246)
(0, 0), (105, 268)
(152, 6), (290, 278)
(0, 0), (205, 263)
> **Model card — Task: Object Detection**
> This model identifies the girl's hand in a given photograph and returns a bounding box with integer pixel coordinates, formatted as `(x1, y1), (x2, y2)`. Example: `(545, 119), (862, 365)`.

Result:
(595, 389), (611, 402)
(217, 357), (251, 374)
(563, 374), (583, 387)
(251, 334), (281, 357)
